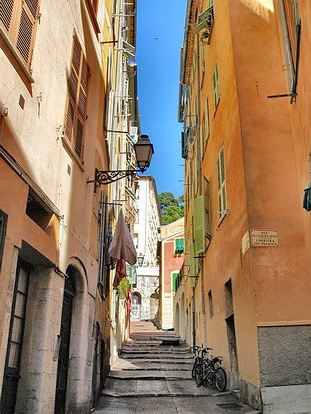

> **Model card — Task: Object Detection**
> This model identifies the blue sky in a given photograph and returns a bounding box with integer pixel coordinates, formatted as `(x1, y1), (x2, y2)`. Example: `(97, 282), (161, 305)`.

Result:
(136, 0), (187, 198)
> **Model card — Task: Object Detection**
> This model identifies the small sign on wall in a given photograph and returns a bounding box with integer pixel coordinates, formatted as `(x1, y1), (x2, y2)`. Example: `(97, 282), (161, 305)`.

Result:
(250, 230), (279, 247)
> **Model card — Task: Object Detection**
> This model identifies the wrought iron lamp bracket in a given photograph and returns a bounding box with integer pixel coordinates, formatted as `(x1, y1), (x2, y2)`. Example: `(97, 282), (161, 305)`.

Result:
(88, 168), (138, 187)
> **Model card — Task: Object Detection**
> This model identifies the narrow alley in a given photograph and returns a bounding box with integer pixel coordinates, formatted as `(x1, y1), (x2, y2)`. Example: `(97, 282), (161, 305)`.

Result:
(95, 322), (259, 414)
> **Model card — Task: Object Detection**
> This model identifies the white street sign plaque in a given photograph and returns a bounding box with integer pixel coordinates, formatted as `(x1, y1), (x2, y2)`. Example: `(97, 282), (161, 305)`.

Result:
(250, 230), (279, 247)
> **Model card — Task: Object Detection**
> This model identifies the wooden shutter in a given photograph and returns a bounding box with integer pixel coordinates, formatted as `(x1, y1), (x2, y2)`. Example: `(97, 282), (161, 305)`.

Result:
(65, 36), (89, 158)
(0, 0), (40, 69)
(16, 0), (39, 64)
(194, 195), (205, 255)
(217, 147), (227, 218)
(0, 211), (8, 272)
(0, 0), (15, 33)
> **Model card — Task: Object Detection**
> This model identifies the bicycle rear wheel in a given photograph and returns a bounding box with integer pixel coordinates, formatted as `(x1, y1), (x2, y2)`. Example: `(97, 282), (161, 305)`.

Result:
(214, 367), (227, 392)
(195, 365), (203, 387)
(191, 360), (197, 378)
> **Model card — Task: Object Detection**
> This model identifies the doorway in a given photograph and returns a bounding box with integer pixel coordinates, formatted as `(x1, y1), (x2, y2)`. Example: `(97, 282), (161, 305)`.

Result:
(131, 293), (141, 319)
(54, 272), (76, 413)
(0, 261), (30, 413)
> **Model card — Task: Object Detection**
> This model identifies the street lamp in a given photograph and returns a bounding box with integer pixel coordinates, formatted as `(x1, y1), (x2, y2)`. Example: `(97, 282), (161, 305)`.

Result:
(88, 134), (154, 188)
(137, 253), (144, 267)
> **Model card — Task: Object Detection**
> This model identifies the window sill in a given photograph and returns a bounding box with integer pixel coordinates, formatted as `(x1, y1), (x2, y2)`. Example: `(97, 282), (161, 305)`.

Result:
(61, 136), (85, 172)
(0, 28), (34, 84)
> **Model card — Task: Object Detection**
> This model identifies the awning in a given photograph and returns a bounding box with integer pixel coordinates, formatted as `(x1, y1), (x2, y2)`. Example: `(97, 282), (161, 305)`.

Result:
(108, 210), (137, 265)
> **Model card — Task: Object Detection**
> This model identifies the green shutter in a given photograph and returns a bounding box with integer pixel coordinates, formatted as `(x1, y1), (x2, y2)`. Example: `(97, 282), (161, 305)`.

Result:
(189, 244), (196, 288)
(204, 179), (212, 239)
(181, 131), (188, 159)
(175, 238), (184, 254)
(172, 273), (179, 293)
(194, 196), (205, 255)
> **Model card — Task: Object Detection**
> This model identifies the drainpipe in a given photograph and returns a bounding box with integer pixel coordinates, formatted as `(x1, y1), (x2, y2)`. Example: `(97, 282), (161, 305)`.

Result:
(192, 287), (196, 346)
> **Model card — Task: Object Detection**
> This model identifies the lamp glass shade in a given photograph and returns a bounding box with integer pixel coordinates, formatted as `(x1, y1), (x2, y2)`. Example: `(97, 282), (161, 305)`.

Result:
(134, 135), (154, 172)
(137, 254), (144, 266)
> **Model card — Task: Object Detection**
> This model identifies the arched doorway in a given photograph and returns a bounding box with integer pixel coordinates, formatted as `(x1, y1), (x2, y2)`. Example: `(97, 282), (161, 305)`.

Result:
(150, 292), (158, 319)
(54, 268), (76, 414)
(131, 292), (141, 320)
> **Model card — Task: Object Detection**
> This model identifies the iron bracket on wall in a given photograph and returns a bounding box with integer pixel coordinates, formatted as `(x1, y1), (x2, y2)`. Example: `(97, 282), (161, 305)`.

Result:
(87, 168), (137, 188)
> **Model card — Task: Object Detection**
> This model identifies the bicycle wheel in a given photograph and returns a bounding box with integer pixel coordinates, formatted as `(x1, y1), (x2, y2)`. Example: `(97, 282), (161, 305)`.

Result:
(195, 365), (203, 387)
(206, 367), (213, 386)
(214, 367), (227, 392)
(191, 360), (197, 378)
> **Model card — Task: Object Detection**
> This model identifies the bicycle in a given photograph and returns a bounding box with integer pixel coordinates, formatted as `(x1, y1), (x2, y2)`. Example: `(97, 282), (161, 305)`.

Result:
(204, 355), (227, 392)
(190, 345), (206, 378)
(191, 346), (212, 384)
(193, 350), (227, 392)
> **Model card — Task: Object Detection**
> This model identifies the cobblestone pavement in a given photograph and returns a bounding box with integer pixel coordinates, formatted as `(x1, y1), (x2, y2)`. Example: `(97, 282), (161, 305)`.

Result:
(95, 321), (260, 414)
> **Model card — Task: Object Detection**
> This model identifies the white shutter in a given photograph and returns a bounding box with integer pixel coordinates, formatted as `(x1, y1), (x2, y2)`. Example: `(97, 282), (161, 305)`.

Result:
(217, 147), (227, 219)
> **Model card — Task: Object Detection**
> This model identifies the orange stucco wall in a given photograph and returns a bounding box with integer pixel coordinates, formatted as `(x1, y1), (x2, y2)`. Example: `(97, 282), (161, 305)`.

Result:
(183, 0), (311, 390)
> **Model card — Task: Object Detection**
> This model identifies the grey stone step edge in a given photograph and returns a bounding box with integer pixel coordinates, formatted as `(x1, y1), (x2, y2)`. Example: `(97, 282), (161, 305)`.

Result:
(101, 390), (233, 399)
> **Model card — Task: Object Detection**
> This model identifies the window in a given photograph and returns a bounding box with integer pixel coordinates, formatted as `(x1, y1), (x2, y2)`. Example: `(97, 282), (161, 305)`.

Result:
(26, 188), (53, 231)
(213, 60), (220, 111)
(208, 290), (213, 318)
(0, 211), (8, 272)
(172, 273), (179, 293)
(65, 35), (90, 159)
(174, 238), (184, 255)
(181, 131), (188, 159)
(126, 264), (137, 288)
(0, 0), (41, 71)
(217, 147), (227, 221)
(196, 0), (215, 40)
(278, 0), (301, 96)
(133, 234), (138, 249)
(98, 191), (113, 297)
(225, 279), (233, 317)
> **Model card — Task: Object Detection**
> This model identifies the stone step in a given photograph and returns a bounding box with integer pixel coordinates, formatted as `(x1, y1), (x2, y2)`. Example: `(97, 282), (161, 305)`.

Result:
(108, 370), (193, 380)
(121, 346), (191, 354)
(102, 377), (226, 398)
(119, 353), (193, 360)
(117, 359), (193, 368)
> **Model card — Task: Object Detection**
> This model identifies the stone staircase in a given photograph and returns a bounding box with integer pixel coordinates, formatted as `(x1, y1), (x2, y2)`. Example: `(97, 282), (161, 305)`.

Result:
(102, 320), (212, 396)
(96, 321), (260, 413)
